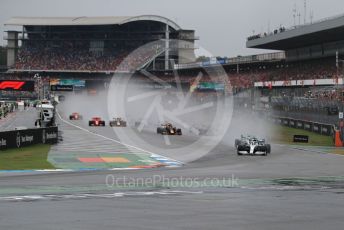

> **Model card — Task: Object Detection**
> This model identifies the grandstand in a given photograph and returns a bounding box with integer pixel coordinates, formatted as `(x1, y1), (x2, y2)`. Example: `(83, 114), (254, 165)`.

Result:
(1, 15), (198, 99)
(241, 14), (344, 126)
(171, 14), (344, 95)
(160, 14), (344, 127)
(247, 13), (344, 61)
(4, 15), (197, 73)
(3, 13), (344, 109)
(244, 15), (344, 91)
(0, 46), (6, 73)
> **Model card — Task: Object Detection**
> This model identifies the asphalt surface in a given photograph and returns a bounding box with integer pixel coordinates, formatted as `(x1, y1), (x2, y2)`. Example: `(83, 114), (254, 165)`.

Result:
(0, 107), (36, 131)
(1, 99), (344, 229)
(1, 188), (344, 230)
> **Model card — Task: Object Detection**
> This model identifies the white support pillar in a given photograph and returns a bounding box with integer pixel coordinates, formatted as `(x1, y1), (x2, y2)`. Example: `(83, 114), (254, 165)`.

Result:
(6, 31), (19, 68)
(165, 24), (170, 71)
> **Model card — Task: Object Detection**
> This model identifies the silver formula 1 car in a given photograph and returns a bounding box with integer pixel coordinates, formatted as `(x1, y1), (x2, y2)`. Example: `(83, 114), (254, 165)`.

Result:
(235, 135), (271, 156)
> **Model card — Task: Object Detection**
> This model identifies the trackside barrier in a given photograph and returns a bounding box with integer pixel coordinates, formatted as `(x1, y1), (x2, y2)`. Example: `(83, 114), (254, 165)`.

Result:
(271, 116), (341, 146)
(0, 126), (58, 150)
(270, 116), (335, 137)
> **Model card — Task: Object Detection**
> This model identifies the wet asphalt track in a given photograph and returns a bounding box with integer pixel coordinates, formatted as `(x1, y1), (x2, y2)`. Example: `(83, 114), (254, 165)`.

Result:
(1, 106), (344, 229)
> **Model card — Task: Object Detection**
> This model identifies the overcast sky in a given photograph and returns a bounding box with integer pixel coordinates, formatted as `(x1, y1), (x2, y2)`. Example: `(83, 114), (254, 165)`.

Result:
(1, 0), (344, 57)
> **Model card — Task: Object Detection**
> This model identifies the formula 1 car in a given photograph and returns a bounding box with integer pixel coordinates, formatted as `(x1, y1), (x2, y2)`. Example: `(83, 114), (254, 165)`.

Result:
(109, 117), (127, 127)
(235, 135), (271, 156)
(89, 117), (105, 126)
(69, 112), (83, 120)
(157, 123), (182, 135)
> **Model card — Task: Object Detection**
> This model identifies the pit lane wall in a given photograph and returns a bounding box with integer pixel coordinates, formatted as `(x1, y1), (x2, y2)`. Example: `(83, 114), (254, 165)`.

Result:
(270, 116), (335, 137)
(0, 127), (58, 150)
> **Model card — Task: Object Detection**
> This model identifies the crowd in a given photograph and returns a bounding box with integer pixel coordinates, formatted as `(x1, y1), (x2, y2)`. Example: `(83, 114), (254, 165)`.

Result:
(225, 58), (339, 92)
(9, 40), (342, 101)
(0, 90), (37, 100)
(247, 26), (286, 41)
(142, 59), (338, 94)
(304, 88), (344, 102)
(15, 42), (124, 71)
(15, 41), (163, 72)
(0, 101), (17, 119)
(130, 58), (339, 95)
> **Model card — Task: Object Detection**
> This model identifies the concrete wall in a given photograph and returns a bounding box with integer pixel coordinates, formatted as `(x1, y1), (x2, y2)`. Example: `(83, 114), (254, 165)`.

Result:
(178, 30), (196, 64)
(6, 31), (19, 68)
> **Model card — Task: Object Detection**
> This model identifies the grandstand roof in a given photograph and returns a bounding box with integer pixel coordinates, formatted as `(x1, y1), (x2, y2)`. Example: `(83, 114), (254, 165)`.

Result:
(4, 15), (181, 30)
(246, 14), (344, 50)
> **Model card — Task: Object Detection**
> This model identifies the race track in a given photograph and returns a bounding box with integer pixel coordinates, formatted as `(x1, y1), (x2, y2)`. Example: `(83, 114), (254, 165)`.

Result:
(1, 103), (344, 230)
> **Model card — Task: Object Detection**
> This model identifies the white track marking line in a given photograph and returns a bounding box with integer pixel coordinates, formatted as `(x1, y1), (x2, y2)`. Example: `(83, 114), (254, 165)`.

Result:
(275, 143), (344, 157)
(56, 110), (184, 165)
(0, 190), (203, 202)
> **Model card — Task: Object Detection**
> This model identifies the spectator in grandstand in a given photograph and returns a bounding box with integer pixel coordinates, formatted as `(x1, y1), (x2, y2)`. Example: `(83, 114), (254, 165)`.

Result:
(15, 40), (163, 72)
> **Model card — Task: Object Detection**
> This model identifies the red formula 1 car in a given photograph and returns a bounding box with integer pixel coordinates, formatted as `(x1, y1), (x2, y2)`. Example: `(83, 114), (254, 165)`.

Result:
(69, 112), (83, 120)
(89, 117), (105, 126)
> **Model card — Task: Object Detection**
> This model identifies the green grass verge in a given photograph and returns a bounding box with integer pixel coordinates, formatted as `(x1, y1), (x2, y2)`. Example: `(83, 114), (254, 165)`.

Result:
(272, 125), (334, 147)
(0, 144), (56, 170)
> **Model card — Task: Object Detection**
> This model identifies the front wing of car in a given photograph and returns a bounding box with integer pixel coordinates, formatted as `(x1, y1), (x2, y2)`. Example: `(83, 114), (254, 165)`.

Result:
(237, 145), (268, 155)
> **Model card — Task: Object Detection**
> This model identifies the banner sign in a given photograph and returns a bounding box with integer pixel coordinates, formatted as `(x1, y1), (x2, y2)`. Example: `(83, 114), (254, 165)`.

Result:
(50, 79), (85, 88)
(255, 78), (343, 88)
(202, 59), (226, 67)
(0, 80), (35, 91)
(0, 127), (58, 150)
(194, 82), (225, 92)
(293, 135), (309, 143)
(51, 85), (74, 92)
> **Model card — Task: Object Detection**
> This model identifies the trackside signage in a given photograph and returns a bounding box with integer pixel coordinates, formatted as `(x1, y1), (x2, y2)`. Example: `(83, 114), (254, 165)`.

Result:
(255, 78), (343, 88)
(293, 135), (309, 143)
(50, 85), (74, 92)
(0, 127), (58, 150)
(0, 80), (35, 91)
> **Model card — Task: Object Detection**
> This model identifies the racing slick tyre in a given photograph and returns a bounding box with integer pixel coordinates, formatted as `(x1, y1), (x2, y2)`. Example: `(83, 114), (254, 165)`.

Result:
(237, 150), (242, 156)
(89, 121), (93, 126)
(177, 129), (182, 135)
(101, 121), (105, 126)
(69, 116), (73, 120)
(235, 139), (240, 149)
(266, 144), (271, 154)
(35, 119), (42, 128)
